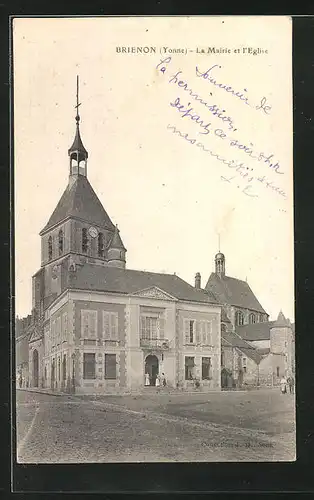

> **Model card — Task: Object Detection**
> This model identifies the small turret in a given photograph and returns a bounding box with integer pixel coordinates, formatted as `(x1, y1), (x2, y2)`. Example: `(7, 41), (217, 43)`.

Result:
(68, 76), (88, 180)
(107, 225), (126, 268)
(215, 252), (225, 277)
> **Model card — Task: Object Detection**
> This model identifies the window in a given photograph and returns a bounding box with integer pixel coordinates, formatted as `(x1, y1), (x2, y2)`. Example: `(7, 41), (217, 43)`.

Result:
(202, 357), (212, 380)
(51, 359), (55, 381)
(48, 236), (53, 261)
(221, 351), (225, 366)
(185, 356), (195, 380)
(103, 312), (119, 340)
(141, 316), (158, 340)
(201, 321), (212, 345)
(81, 310), (97, 338)
(83, 353), (96, 379)
(51, 320), (56, 347)
(242, 357), (247, 373)
(184, 319), (211, 345)
(82, 228), (88, 253)
(62, 313), (68, 341)
(56, 317), (61, 345)
(98, 232), (104, 257)
(249, 313), (256, 324)
(62, 354), (67, 380)
(58, 357), (61, 380)
(58, 229), (64, 255)
(276, 366), (280, 377)
(189, 320), (194, 343)
(236, 311), (244, 326)
(105, 354), (117, 379)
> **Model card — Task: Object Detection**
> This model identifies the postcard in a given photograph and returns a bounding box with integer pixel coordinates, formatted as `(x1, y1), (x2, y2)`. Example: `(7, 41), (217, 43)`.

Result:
(13, 16), (295, 464)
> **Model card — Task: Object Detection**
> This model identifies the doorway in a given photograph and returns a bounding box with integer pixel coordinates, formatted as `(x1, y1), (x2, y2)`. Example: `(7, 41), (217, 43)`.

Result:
(145, 354), (159, 386)
(33, 349), (39, 388)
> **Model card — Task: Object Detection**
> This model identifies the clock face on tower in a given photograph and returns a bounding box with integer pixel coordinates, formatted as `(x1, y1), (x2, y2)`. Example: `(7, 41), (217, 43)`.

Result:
(88, 226), (98, 238)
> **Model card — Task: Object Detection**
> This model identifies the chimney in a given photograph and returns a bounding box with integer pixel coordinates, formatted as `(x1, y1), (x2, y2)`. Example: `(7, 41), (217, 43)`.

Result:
(195, 272), (201, 290)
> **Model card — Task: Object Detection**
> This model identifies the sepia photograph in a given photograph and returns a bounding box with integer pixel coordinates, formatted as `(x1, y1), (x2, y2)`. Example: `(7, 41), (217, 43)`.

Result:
(13, 16), (295, 464)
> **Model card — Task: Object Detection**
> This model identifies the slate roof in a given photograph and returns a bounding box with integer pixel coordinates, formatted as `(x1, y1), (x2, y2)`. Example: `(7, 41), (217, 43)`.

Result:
(257, 347), (270, 356)
(272, 310), (289, 327)
(236, 321), (275, 341)
(68, 123), (88, 163)
(222, 330), (262, 364)
(40, 176), (116, 234)
(109, 226), (126, 251)
(205, 272), (267, 314)
(67, 264), (218, 304)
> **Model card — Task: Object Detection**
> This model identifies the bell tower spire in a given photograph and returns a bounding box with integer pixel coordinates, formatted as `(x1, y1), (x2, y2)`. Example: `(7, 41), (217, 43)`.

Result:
(68, 75), (88, 178)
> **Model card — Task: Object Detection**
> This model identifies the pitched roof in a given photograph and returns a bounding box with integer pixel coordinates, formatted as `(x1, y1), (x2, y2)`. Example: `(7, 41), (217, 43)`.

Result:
(257, 347), (270, 356)
(222, 330), (262, 364)
(273, 310), (289, 327)
(205, 272), (267, 314)
(236, 321), (275, 341)
(66, 264), (218, 304)
(109, 226), (126, 250)
(40, 176), (116, 234)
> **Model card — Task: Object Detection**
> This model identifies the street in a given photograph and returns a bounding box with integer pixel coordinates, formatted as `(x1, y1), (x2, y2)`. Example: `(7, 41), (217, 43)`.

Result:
(16, 389), (295, 463)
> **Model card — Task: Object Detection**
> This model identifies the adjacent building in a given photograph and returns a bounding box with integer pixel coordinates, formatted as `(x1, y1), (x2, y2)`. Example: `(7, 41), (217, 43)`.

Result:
(204, 252), (295, 388)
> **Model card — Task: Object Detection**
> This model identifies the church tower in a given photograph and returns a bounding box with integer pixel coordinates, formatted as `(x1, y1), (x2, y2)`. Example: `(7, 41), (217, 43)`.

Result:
(37, 77), (127, 306)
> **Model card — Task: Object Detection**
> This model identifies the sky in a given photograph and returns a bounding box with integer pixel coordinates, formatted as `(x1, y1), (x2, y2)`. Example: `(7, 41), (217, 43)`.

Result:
(13, 16), (294, 321)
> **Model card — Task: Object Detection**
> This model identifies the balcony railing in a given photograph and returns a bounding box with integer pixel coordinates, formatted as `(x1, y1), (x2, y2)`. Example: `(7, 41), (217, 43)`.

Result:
(140, 338), (169, 349)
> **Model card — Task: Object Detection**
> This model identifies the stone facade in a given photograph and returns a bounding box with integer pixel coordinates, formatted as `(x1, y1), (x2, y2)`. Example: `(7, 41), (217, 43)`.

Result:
(37, 289), (221, 394)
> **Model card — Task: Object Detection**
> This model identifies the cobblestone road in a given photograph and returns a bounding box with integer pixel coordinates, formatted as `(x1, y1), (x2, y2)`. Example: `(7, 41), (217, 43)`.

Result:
(16, 389), (295, 463)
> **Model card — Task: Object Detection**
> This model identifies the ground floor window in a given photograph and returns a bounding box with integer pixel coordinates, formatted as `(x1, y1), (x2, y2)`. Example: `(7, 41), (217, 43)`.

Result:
(276, 366), (280, 377)
(105, 353), (117, 379)
(202, 357), (212, 380)
(242, 357), (247, 373)
(83, 353), (96, 379)
(185, 356), (195, 380)
(62, 354), (67, 380)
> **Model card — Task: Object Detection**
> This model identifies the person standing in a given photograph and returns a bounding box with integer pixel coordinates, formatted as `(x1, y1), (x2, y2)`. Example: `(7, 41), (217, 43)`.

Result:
(155, 374), (160, 388)
(280, 376), (287, 394)
(145, 372), (150, 387)
(288, 376), (294, 394)
(161, 372), (167, 387)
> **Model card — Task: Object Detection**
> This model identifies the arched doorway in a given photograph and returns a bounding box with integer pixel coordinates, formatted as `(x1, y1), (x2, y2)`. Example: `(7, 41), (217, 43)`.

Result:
(33, 349), (39, 388)
(145, 354), (159, 386)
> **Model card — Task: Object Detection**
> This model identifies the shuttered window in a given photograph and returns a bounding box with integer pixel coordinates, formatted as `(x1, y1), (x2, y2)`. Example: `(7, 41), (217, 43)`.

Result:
(81, 310), (97, 338)
(185, 356), (195, 380)
(184, 320), (212, 345)
(103, 312), (119, 340)
(56, 317), (61, 345)
(105, 354), (117, 379)
(202, 357), (212, 380)
(83, 353), (96, 379)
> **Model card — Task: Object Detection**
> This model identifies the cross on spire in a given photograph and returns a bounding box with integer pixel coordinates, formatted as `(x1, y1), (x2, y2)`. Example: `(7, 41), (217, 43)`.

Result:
(68, 75), (88, 174)
(75, 75), (81, 122)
